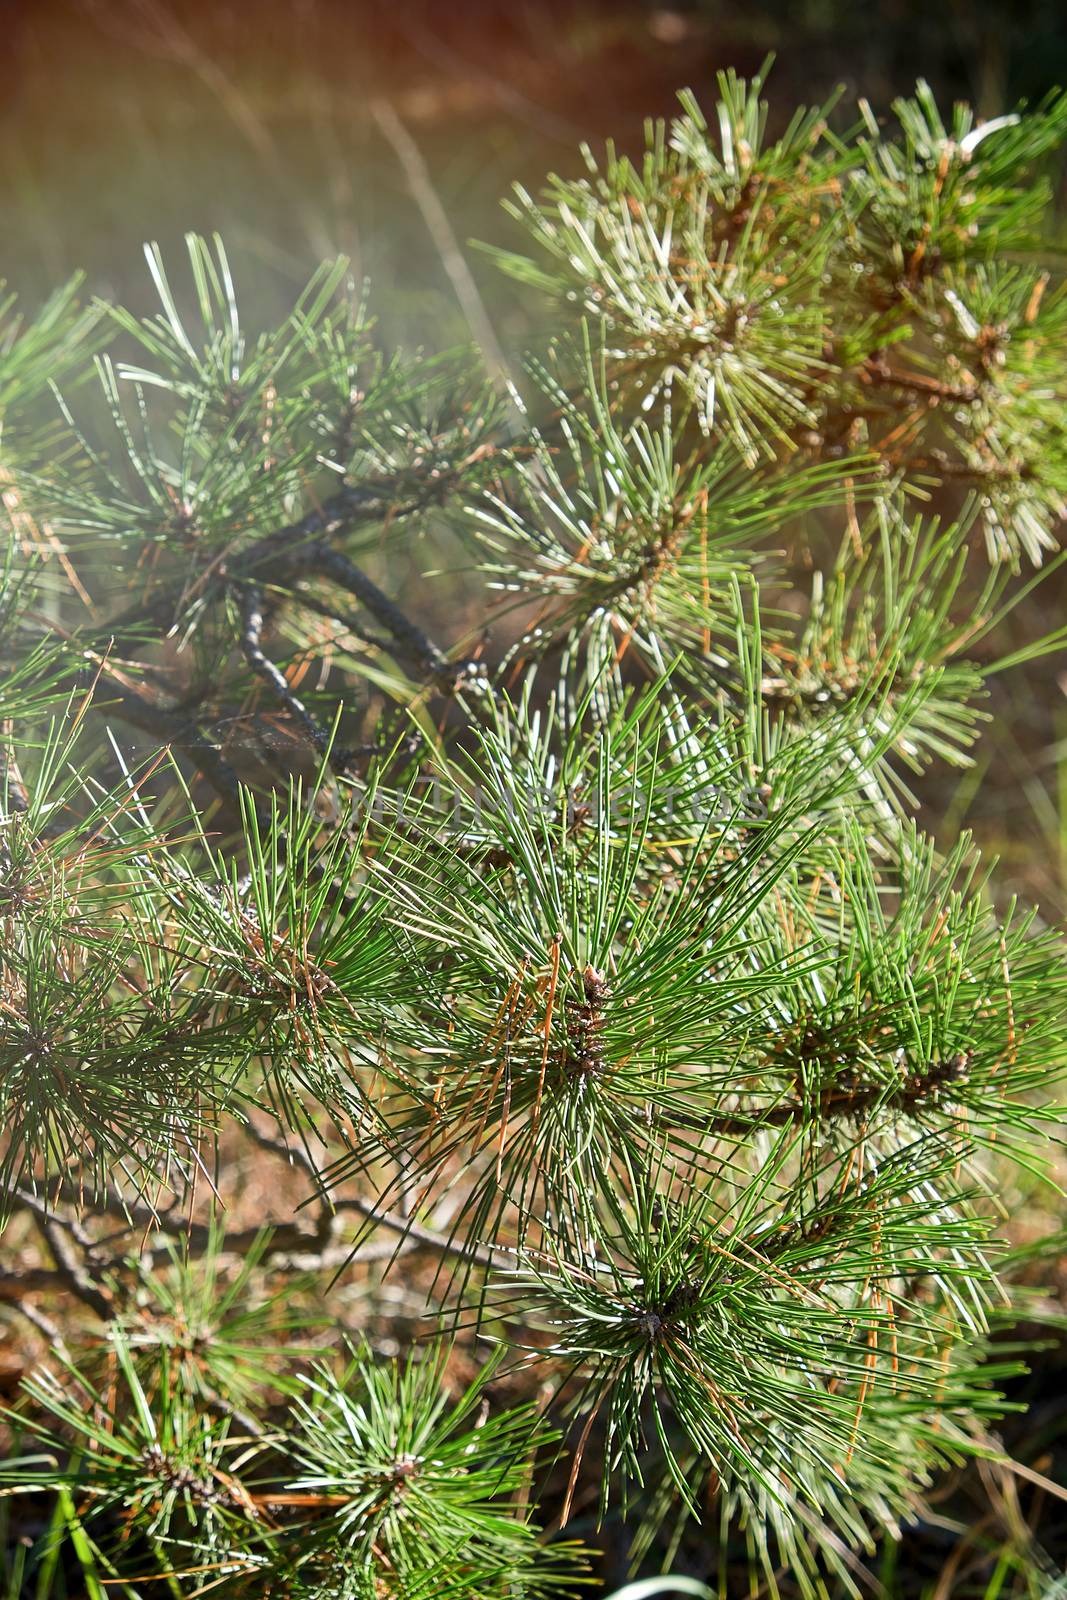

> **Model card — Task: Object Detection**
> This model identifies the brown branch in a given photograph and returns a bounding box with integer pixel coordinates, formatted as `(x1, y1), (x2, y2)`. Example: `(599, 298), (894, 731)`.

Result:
(43, 1178), (331, 1256)
(903, 451), (1034, 483)
(678, 1052), (974, 1140)
(238, 583), (336, 763)
(74, 478), (481, 796)
(288, 587), (393, 654)
(861, 358), (982, 406)
(0, 1265), (81, 1300)
(4, 1294), (70, 1354)
(99, 683), (245, 808)
(94, 480), (455, 669)
(3, 1182), (420, 1296)
(244, 1123), (506, 1273)
(298, 543), (477, 692)
(17, 1192), (112, 1320)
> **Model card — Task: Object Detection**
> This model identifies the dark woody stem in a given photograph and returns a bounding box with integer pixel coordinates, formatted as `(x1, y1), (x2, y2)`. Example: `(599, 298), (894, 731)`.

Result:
(238, 582), (336, 762)
(73, 473), (488, 800)
(670, 1052), (974, 1139)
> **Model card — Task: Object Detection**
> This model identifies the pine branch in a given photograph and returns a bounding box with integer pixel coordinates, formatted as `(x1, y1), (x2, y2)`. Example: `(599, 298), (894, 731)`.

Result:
(243, 1124), (506, 1273)
(296, 543), (463, 688)
(677, 1052), (975, 1138)
(1, 75), (1066, 1599)
(238, 582), (337, 764)
(99, 680), (245, 805)
(16, 1193), (112, 1321)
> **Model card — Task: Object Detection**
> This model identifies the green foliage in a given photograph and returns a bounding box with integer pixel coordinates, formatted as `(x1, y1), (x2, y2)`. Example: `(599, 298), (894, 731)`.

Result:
(489, 64), (1067, 560)
(1, 64), (1066, 1600)
(2, 1328), (581, 1599)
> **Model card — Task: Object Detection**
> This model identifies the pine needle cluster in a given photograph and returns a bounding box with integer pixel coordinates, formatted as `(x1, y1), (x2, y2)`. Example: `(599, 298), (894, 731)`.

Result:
(1, 66), (1066, 1599)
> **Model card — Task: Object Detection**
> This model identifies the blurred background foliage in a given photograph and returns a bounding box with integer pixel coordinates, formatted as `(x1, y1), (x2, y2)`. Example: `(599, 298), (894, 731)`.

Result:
(3, 0), (1065, 336)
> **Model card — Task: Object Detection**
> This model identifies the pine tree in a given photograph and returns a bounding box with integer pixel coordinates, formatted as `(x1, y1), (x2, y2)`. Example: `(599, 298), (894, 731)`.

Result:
(1, 66), (1066, 1598)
